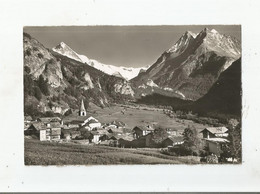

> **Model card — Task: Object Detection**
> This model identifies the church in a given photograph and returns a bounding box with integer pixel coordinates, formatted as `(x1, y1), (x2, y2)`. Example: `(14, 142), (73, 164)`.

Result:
(79, 99), (87, 116)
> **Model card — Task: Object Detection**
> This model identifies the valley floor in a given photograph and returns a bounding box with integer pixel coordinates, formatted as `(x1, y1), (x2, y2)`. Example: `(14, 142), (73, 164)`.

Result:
(24, 139), (200, 165)
(68, 103), (210, 136)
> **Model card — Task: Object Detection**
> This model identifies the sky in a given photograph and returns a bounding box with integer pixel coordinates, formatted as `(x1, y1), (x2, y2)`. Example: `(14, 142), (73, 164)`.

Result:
(24, 25), (241, 68)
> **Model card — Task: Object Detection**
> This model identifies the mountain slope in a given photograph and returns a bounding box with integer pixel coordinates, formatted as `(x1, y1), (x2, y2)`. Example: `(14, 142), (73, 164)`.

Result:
(193, 58), (241, 116)
(52, 42), (147, 80)
(24, 33), (135, 117)
(132, 28), (241, 100)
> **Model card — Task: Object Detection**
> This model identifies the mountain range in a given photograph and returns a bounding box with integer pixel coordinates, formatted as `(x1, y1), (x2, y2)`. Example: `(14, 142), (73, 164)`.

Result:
(132, 28), (241, 100)
(23, 28), (241, 117)
(52, 42), (149, 80)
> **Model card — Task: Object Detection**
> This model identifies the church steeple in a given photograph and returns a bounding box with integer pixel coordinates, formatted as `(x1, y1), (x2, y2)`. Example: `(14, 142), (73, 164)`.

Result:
(79, 99), (86, 116)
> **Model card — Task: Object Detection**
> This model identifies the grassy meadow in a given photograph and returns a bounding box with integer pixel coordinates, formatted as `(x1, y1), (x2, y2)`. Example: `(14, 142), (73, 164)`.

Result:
(24, 139), (200, 165)
(67, 104), (210, 135)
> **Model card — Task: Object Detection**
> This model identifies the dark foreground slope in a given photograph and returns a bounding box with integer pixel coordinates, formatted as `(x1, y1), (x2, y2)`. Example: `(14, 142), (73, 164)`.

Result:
(193, 58), (241, 116)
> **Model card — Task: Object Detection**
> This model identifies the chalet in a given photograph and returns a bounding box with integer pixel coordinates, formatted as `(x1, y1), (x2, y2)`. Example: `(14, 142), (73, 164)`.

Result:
(162, 136), (184, 147)
(200, 127), (229, 139)
(85, 119), (101, 129)
(37, 117), (61, 123)
(24, 116), (33, 123)
(105, 121), (126, 129)
(166, 128), (178, 136)
(133, 125), (155, 139)
(205, 138), (230, 157)
(118, 135), (134, 148)
(26, 121), (61, 141)
(107, 127), (124, 134)
(90, 131), (101, 143)
(81, 116), (100, 126)
(24, 116), (33, 130)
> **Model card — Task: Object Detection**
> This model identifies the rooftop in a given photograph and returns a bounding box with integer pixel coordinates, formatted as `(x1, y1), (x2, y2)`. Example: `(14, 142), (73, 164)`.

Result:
(133, 125), (155, 131)
(202, 127), (229, 134)
(206, 137), (230, 143)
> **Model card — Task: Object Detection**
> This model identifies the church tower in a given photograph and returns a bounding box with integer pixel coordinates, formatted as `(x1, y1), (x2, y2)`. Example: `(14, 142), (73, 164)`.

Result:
(79, 99), (86, 116)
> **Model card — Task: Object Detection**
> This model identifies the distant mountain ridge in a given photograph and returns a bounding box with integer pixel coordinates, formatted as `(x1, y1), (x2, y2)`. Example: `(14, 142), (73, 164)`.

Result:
(52, 42), (148, 80)
(132, 28), (241, 100)
(193, 58), (241, 116)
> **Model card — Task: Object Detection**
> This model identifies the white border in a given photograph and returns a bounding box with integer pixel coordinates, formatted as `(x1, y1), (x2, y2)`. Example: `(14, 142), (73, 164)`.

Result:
(0, 0), (260, 192)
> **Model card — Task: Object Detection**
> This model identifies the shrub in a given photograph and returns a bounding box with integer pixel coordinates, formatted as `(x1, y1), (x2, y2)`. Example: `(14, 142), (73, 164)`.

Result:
(64, 109), (72, 116)
(24, 66), (31, 74)
(205, 154), (218, 164)
(23, 32), (31, 39)
(49, 58), (55, 64)
(44, 111), (55, 117)
(25, 49), (31, 56)
(38, 53), (44, 59)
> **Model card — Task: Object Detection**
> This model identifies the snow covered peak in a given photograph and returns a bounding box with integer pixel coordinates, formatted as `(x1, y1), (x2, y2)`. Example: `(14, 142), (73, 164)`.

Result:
(211, 29), (218, 34)
(52, 42), (146, 80)
(53, 42), (83, 62)
(59, 42), (66, 48)
(196, 28), (241, 59)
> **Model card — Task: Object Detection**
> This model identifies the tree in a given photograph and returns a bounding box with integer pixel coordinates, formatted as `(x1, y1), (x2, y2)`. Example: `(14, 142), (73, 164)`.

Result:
(227, 122), (242, 162)
(24, 104), (42, 118)
(152, 127), (168, 144)
(183, 126), (200, 147)
(34, 86), (42, 101)
(181, 126), (202, 156)
(64, 109), (72, 116)
(44, 111), (55, 117)
(38, 75), (49, 96)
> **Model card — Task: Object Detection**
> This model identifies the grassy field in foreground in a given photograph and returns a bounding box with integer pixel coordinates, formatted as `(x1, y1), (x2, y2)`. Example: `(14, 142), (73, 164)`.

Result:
(24, 139), (200, 165)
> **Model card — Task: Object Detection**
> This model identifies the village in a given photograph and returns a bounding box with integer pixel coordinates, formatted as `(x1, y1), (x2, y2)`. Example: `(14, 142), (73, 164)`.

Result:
(24, 99), (234, 163)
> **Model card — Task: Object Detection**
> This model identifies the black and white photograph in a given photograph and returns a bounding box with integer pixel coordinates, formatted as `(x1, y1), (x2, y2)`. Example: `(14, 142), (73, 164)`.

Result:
(1, 0), (260, 192)
(23, 25), (242, 165)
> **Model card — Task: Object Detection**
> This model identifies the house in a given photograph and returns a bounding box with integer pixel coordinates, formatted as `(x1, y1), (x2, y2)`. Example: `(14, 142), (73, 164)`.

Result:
(107, 127), (124, 134)
(37, 117), (61, 123)
(26, 121), (61, 141)
(200, 127), (229, 139)
(162, 136), (184, 147)
(24, 116), (33, 123)
(82, 116), (99, 125)
(84, 118), (101, 129)
(24, 116), (33, 130)
(105, 120), (126, 129)
(90, 131), (101, 143)
(205, 138), (230, 157)
(166, 128), (178, 136)
(133, 125), (155, 139)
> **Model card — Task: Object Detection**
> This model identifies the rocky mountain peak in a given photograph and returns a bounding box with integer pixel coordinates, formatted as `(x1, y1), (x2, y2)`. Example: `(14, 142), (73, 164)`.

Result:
(167, 30), (196, 54)
(133, 28), (241, 101)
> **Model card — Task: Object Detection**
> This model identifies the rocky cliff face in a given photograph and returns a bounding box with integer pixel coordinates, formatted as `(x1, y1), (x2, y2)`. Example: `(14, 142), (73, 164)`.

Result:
(24, 33), (63, 88)
(132, 28), (241, 100)
(24, 33), (135, 116)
